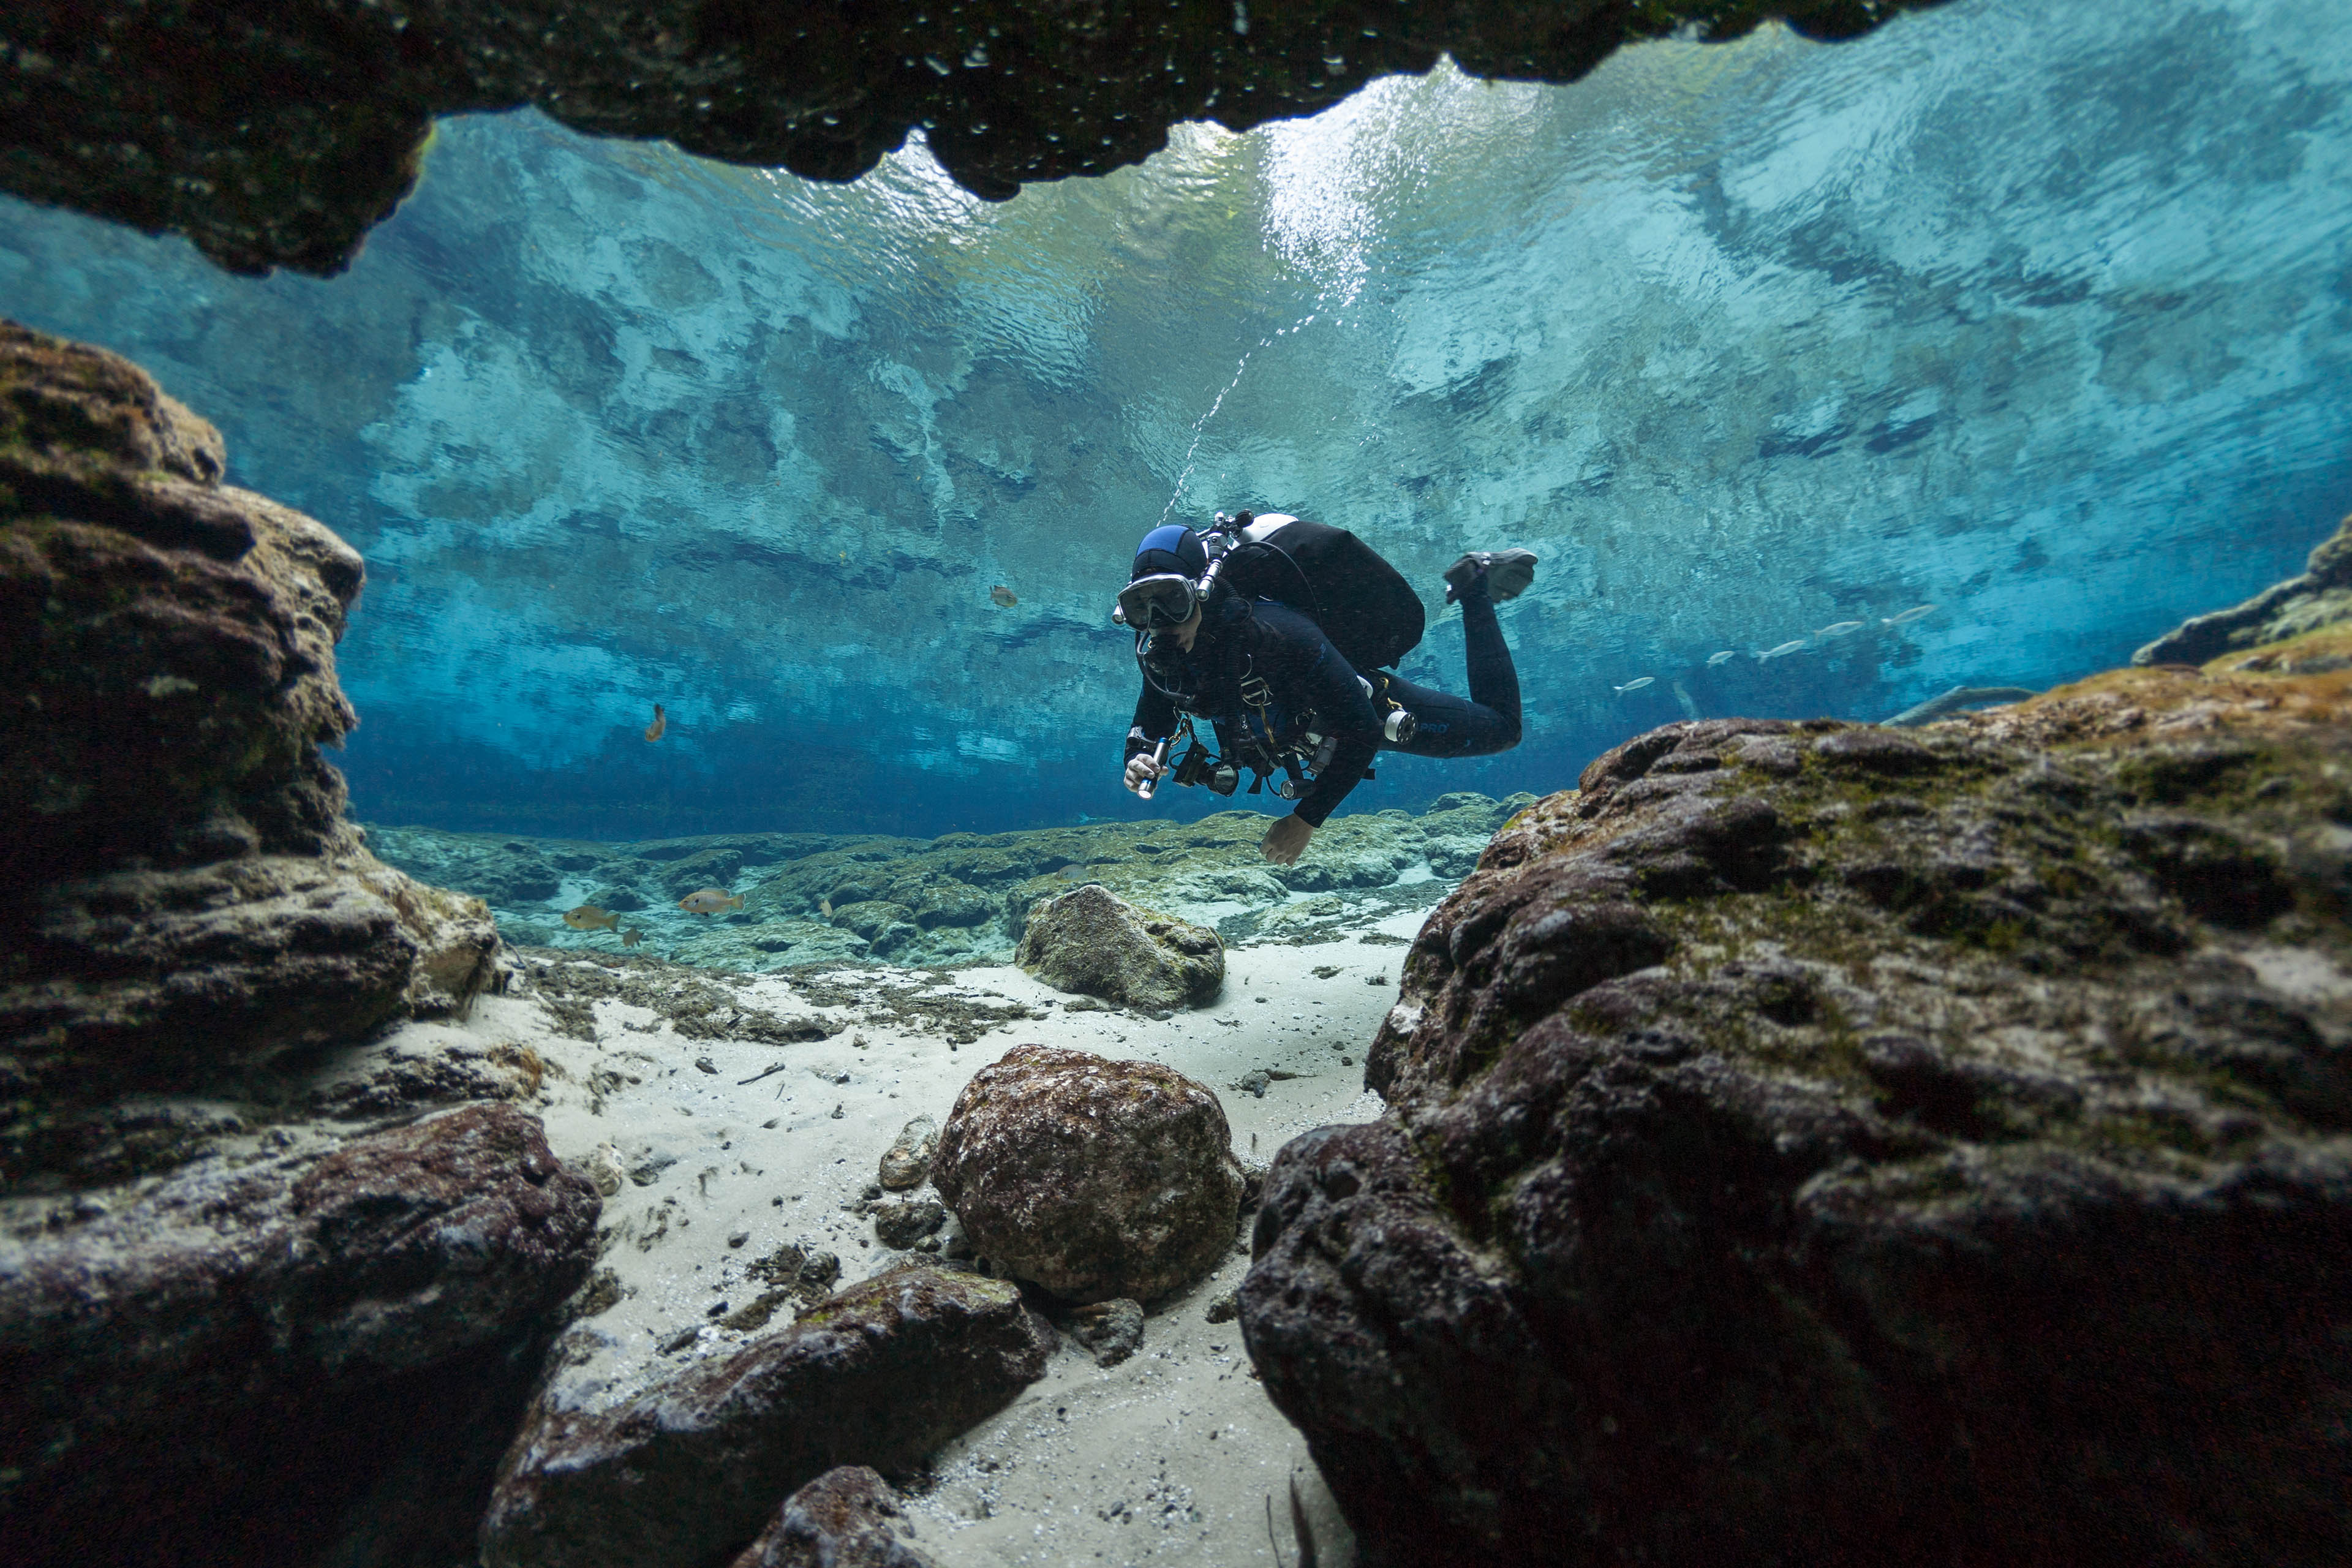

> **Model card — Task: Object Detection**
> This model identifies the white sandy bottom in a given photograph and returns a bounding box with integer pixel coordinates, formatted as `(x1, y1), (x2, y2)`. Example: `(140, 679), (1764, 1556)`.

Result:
(379, 902), (1441, 1566)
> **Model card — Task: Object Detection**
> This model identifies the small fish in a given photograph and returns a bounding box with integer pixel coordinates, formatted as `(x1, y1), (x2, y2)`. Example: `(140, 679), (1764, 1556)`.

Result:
(989, 585), (1018, 608)
(818, 897), (834, 918)
(643, 703), (666, 743)
(564, 905), (621, 933)
(1706, 649), (1736, 667)
(677, 888), (746, 915)
(1883, 603), (1939, 627)
(1613, 676), (1655, 693)
(1815, 620), (1865, 638)
(1757, 639), (1808, 661)
(620, 927), (644, 947)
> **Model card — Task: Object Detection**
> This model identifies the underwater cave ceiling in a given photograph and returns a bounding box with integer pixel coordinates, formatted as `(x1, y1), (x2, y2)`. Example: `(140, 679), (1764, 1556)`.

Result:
(0, 0), (1940, 274)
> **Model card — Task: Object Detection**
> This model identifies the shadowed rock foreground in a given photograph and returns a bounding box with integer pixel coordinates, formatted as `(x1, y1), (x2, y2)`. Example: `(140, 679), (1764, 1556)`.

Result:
(0, 322), (594, 1568)
(0, 1), (1945, 275)
(481, 1265), (1054, 1568)
(1242, 635), (2352, 1563)
(1, 1104), (600, 1567)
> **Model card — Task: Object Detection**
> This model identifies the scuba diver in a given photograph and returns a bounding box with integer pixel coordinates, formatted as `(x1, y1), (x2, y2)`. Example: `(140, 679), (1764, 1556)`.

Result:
(1118, 511), (1535, 865)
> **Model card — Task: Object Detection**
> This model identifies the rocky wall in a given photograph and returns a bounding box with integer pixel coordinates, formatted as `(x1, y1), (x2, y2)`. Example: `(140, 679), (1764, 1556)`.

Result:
(0, 320), (509, 1188)
(1241, 565), (2352, 1563)
(0, 322), (620, 1567)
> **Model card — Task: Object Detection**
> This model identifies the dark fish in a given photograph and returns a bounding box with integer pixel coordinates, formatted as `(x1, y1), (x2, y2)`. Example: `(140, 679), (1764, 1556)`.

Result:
(990, 585), (1018, 608)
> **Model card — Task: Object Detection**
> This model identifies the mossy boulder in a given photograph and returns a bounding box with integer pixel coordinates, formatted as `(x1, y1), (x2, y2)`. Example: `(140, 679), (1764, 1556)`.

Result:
(933, 1045), (1246, 1303)
(1014, 884), (1223, 1011)
(1246, 674), (2352, 1566)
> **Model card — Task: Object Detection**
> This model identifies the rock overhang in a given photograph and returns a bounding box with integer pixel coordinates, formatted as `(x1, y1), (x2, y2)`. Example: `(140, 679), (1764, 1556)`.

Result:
(0, 1), (1948, 275)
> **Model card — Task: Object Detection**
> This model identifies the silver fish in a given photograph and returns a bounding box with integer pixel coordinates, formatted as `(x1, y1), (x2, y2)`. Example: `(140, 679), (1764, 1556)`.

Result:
(1613, 676), (1656, 693)
(1883, 604), (1939, 626)
(1757, 639), (1807, 660)
(1815, 620), (1865, 638)
(1706, 650), (1736, 667)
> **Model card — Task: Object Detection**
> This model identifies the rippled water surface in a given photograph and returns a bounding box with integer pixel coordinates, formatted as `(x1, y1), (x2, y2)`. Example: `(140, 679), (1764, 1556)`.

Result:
(3, 0), (2348, 837)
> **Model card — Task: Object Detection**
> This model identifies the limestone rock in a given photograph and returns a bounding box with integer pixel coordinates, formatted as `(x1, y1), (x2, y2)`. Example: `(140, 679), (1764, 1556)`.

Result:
(877, 1114), (938, 1191)
(1248, 693), (2352, 1567)
(0, 2), (1931, 276)
(1015, 884), (1223, 1011)
(2136, 510), (2352, 666)
(727, 1464), (938, 1568)
(932, 1044), (1245, 1302)
(824, 899), (921, 958)
(480, 1264), (1053, 1568)
(1069, 1298), (1145, 1368)
(1, 1104), (599, 1566)
(0, 322), (502, 1183)
(873, 1194), (946, 1250)
(582, 1141), (627, 1197)
(370, 802), (1529, 974)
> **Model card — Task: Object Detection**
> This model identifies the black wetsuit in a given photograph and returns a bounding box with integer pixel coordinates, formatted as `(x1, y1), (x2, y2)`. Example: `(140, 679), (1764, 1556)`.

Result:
(1125, 581), (1521, 826)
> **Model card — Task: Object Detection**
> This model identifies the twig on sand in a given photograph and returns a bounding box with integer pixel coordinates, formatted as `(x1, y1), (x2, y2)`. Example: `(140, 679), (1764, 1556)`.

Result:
(1265, 1494), (1286, 1567)
(736, 1061), (787, 1086)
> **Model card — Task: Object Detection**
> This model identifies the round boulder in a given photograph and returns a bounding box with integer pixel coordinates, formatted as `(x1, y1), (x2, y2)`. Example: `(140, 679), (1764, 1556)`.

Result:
(1014, 884), (1222, 1011)
(932, 1044), (1245, 1302)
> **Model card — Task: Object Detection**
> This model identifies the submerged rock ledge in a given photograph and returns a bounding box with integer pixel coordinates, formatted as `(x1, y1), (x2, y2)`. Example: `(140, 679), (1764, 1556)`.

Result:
(365, 790), (1534, 971)
(1, 1), (1947, 275)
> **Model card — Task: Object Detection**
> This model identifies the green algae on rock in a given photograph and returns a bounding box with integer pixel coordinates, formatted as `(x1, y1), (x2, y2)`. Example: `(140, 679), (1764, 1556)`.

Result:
(1246, 660), (2352, 1566)
(2135, 510), (2352, 668)
(1015, 883), (1224, 1012)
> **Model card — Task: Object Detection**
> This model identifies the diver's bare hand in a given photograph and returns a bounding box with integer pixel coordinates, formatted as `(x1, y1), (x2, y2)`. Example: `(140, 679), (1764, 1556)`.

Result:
(1124, 753), (1165, 794)
(1261, 814), (1314, 865)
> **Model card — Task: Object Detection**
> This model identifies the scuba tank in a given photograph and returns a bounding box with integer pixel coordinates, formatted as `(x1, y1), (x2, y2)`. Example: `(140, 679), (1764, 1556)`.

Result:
(1213, 512), (1427, 674)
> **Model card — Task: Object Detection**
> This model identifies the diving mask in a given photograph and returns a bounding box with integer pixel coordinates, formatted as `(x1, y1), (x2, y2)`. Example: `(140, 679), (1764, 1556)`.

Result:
(1114, 572), (1202, 630)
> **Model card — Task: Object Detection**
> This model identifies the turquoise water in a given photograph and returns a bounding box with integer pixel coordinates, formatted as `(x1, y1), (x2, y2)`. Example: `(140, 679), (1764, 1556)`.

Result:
(3, 0), (2349, 840)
